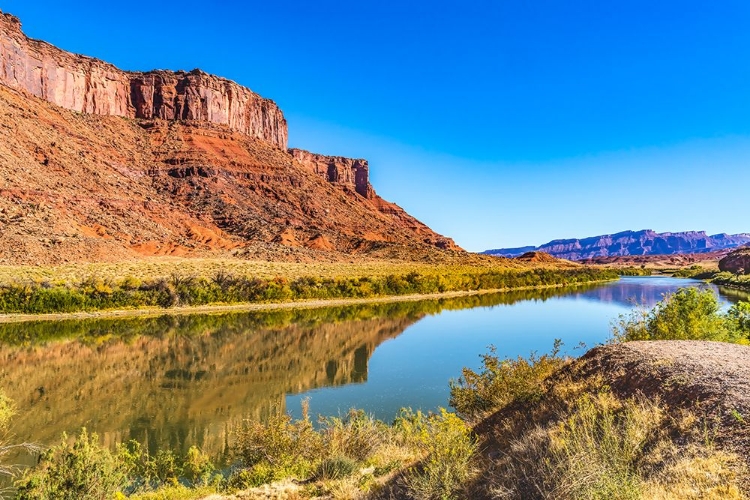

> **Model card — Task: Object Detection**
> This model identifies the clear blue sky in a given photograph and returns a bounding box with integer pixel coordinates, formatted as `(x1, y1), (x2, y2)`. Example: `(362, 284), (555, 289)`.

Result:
(4, 1), (750, 251)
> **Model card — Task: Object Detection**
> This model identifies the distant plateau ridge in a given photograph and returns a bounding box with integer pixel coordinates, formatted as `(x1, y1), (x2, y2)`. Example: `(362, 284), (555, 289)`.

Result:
(484, 230), (750, 261)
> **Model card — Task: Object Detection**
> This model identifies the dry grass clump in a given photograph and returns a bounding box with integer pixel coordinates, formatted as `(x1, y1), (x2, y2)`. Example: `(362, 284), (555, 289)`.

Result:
(229, 403), (476, 500)
(463, 368), (745, 500)
(479, 388), (745, 500)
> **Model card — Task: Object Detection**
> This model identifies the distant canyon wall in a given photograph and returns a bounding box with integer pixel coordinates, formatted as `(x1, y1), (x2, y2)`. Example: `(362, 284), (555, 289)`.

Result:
(0, 12), (287, 149)
(486, 230), (750, 260)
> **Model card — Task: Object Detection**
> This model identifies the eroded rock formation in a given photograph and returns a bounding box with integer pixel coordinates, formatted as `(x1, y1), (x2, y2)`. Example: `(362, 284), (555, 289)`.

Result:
(0, 12), (287, 148)
(719, 248), (750, 275)
(0, 9), (461, 262)
(290, 149), (374, 199)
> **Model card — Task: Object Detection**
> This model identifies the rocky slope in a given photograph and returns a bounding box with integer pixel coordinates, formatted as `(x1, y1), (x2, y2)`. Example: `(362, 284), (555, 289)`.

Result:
(486, 229), (750, 260)
(462, 340), (750, 498)
(0, 11), (458, 264)
(719, 247), (750, 275)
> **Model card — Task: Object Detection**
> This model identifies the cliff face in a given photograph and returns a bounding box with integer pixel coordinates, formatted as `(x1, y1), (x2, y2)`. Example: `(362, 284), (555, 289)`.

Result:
(0, 12), (287, 148)
(289, 148), (374, 199)
(0, 10), (461, 263)
(486, 230), (750, 261)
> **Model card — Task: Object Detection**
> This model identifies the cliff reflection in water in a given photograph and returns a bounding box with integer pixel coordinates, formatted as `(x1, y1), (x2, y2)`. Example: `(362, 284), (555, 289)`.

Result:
(0, 284), (602, 458)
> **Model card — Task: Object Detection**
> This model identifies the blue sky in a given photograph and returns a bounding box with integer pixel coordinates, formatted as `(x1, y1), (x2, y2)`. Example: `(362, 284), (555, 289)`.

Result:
(4, 1), (750, 251)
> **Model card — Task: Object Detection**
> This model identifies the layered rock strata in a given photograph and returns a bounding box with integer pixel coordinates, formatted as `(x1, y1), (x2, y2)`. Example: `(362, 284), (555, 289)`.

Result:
(0, 9), (461, 262)
(289, 148), (374, 199)
(0, 12), (287, 148)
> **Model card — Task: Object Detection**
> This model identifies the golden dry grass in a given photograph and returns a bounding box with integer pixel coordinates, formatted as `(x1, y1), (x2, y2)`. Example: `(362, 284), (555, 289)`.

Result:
(0, 256), (535, 286)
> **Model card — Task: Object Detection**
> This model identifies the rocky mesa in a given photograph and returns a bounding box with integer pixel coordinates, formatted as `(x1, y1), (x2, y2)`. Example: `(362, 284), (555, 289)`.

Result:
(0, 11), (458, 264)
(486, 229), (750, 261)
(0, 12), (287, 148)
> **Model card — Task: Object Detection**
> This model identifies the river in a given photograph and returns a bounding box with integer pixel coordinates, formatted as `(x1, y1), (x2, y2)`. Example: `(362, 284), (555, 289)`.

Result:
(0, 276), (745, 465)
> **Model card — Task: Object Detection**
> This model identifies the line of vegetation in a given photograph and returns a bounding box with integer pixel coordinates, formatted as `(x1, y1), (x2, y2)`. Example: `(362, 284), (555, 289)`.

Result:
(0, 267), (622, 315)
(672, 265), (750, 291)
(9, 402), (476, 500)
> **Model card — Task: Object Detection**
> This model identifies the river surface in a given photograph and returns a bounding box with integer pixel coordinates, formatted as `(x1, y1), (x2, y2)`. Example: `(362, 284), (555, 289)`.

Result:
(0, 276), (745, 464)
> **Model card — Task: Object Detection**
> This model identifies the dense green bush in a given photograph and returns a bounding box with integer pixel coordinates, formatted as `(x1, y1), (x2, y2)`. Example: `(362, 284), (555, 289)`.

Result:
(611, 288), (750, 343)
(15, 429), (128, 500)
(449, 340), (567, 420)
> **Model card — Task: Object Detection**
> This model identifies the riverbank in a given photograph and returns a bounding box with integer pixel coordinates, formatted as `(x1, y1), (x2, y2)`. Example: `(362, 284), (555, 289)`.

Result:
(0, 263), (628, 318)
(0, 278), (617, 324)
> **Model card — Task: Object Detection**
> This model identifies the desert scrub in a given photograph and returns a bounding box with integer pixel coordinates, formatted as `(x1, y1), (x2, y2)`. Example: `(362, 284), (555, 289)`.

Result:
(483, 389), (744, 500)
(449, 340), (568, 420)
(14, 429), (220, 499)
(228, 404), (477, 498)
(231, 400), (323, 483)
(397, 408), (476, 500)
(611, 287), (750, 343)
(15, 428), (128, 500)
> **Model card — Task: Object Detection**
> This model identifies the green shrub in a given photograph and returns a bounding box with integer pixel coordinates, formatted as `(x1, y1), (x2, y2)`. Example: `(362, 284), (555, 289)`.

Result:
(612, 288), (748, 343)
(449, 340), (567, 420)
(15, 428), (127, 500)
(182, 446), (215, 487)
(231, 400), (322, 481)
(400, 409), (476, 500)
(313, 456), (357, 480)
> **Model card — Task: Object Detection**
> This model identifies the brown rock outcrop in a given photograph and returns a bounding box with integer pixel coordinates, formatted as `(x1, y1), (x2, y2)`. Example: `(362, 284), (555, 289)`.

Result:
(719, 247), (750, 275)
(0, 12), (287, 148)
(290, 148), (374, 198)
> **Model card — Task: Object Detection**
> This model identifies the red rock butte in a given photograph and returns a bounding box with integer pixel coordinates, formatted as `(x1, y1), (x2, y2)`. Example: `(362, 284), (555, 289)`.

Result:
(0, 11), (459, 264)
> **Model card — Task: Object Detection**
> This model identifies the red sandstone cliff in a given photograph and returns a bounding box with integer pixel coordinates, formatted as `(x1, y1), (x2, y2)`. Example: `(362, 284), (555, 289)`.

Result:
(290, 149), (375, 199)
(0, 10), (460, 263)
(0, 12), (287, 148)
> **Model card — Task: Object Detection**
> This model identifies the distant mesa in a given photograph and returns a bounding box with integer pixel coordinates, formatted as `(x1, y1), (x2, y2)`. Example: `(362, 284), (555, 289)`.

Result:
(485, 230), (750, 261)
(514, 251), (560, 263)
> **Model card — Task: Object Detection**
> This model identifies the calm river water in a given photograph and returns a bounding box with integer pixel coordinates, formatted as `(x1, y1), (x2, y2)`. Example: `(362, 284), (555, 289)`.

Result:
(0, 276), (745, 464)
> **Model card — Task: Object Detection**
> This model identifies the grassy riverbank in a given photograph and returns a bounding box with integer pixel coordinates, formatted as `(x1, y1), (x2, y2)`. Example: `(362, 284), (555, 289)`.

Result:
(0, 261), (626, 315)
